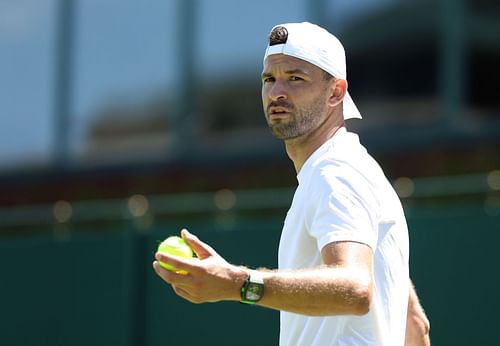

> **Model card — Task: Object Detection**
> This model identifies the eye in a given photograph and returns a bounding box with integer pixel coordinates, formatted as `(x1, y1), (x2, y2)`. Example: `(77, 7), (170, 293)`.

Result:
(290, 76), (304, 81)
(262, 76), (275, 83)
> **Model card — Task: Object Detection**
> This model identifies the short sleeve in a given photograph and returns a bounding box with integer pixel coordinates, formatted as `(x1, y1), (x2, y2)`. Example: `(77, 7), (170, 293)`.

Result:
(307, 165), (379, 252)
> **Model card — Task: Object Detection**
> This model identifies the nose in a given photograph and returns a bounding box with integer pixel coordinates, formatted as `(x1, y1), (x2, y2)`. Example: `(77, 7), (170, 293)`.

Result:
(267, 80), (287, 101)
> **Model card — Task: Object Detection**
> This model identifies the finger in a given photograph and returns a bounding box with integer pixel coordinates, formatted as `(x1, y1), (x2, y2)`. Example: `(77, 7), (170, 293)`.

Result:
(181, 228), (218, 259)
(153, 261), (175, 283)
(153, 260), (194, 284)
(154, 252), (199, 276)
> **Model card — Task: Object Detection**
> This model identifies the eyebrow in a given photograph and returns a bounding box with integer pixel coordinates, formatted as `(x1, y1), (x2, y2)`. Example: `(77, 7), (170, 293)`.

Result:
(261, 72), (273, 79)
(285, 68), (307, 75)
(261, 68), (308, 79)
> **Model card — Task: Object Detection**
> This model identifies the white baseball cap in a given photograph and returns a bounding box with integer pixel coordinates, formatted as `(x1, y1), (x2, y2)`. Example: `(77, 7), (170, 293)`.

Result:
(263, 22), (362, 120)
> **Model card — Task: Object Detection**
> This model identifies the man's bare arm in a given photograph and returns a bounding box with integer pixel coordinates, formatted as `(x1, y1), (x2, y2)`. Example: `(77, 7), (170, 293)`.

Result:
(405, 280), (431, 346)
(153, 230), (373, 316)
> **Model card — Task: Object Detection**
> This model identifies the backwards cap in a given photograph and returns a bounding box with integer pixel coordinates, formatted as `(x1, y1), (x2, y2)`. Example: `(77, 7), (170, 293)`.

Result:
(263, 22), (362, 120)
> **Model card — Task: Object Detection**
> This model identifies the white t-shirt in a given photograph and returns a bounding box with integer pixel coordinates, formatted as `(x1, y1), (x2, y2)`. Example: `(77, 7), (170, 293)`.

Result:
(278, 127), (409, 346)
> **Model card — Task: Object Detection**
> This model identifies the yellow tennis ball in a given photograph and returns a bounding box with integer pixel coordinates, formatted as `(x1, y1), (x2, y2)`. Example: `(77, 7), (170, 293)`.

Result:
(157, 236), (193, 275)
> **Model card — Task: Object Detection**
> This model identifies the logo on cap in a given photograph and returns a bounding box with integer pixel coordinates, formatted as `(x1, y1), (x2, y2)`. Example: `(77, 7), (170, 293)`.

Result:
(269, 26), (288, 46)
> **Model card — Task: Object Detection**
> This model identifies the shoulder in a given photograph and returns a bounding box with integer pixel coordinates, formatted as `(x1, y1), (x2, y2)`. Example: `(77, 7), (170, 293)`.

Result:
(301, 156), (383, 233)
(312, 157), (375, 200)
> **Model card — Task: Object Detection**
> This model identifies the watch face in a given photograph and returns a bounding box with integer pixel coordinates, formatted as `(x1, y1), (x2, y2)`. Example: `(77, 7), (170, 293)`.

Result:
(246, 283), (263, 301)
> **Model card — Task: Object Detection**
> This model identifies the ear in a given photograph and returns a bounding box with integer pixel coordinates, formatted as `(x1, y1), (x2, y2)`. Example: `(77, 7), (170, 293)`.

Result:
(328, 79), (347, 107)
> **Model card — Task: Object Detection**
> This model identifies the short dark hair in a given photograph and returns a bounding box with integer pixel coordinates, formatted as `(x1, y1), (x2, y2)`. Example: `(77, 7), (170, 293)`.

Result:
(269, 26), (288, 46)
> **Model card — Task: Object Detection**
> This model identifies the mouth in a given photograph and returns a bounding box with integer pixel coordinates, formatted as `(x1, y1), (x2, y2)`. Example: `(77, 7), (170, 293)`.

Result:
(268, 107), (291, 121)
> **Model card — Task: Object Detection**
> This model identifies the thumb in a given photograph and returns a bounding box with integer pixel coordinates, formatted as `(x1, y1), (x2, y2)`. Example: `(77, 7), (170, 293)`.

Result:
(181, 228), (217, 259)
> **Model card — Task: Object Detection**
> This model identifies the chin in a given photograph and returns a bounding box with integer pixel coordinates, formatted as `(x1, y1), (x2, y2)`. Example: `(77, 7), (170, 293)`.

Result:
(270, 128), (301, 140)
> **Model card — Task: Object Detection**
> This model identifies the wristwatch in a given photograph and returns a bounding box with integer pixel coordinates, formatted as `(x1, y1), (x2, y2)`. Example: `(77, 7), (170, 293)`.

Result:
(240, 270), (264, 304)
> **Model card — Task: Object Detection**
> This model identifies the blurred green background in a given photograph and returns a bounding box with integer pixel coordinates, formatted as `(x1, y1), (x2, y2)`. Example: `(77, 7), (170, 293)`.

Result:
(1, 0), (499, 345)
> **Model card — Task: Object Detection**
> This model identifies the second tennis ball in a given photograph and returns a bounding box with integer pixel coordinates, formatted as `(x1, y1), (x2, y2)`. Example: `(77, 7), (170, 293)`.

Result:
(157, 236), (193, 275)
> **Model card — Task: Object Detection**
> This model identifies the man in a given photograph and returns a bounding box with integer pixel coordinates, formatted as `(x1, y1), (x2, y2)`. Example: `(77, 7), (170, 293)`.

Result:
(153, 22), (430, 345)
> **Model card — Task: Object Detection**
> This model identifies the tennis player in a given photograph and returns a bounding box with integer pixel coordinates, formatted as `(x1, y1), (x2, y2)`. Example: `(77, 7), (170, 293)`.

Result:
(154, 22), (430, 345)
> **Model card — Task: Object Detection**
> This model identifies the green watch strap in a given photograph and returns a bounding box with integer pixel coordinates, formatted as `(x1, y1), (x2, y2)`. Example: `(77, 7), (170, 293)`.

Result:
(240, 270), (264, 304)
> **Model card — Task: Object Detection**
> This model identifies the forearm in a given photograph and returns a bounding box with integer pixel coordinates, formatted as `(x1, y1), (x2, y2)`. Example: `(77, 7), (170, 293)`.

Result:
(255, 266), (372, 316)
(405, 281), (431, 346)
(154, 232), (373, 316)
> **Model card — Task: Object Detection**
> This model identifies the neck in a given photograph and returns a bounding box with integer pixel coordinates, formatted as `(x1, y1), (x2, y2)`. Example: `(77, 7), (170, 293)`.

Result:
(285, 123), (344, 174)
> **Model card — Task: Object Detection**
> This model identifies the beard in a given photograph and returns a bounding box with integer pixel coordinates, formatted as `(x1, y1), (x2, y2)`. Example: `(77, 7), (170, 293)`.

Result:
(266, 92), (328, 140)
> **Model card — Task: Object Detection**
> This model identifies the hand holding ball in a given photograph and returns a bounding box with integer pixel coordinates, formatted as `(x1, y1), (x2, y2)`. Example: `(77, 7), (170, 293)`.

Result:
(157, 236), (194, 275)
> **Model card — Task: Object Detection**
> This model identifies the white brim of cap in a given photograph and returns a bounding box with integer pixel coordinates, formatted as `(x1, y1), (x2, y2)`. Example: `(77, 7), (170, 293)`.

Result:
(343, 91), (362, 120)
